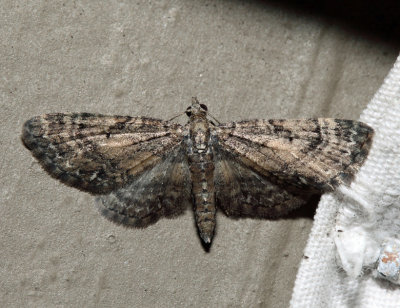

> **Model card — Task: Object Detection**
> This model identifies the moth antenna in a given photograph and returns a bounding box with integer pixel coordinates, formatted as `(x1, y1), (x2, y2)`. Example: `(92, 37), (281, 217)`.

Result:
(168, 111), (185, 122)
(207, 111), (221, 125)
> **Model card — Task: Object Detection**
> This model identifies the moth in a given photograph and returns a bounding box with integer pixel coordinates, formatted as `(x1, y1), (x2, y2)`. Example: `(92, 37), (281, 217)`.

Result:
(22, 98), (373, 246)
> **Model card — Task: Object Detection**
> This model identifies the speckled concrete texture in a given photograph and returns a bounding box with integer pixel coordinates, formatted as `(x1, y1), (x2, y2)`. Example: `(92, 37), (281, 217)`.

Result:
(1, 1), (398, 307)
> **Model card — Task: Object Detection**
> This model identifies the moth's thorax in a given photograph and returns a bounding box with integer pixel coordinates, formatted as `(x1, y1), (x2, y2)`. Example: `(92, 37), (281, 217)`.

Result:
(189, 115), (210, 153)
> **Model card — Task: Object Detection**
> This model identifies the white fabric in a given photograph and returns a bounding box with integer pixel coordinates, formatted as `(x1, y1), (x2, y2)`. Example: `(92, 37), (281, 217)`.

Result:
(290, 54), (400, 308)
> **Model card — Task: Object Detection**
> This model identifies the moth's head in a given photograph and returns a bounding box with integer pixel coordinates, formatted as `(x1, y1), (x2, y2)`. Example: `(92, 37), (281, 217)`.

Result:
(186, 97), (208, 118)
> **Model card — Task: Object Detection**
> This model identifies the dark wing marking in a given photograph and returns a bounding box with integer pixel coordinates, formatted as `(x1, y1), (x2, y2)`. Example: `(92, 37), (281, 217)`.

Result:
(215, 119), (373, 192)
(22, 113), (184, 194)
(214, 145), (309, 218)
(96, 146), (191, 227)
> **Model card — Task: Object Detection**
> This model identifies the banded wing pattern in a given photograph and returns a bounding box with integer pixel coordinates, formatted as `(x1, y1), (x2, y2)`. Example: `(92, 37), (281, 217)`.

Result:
(22, 100), (374, 246)
(22, 113), (184, 194)
(214, 119), (372, 217)
(22, 113), (191, 227)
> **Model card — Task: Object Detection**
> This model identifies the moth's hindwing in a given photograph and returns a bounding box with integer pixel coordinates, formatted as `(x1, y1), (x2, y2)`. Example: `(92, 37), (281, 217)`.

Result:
(214, 144), (310, 218)
(97, 146), (191, 228)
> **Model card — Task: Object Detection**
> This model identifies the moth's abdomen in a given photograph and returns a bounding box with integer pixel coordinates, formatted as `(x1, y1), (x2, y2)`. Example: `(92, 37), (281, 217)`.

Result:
(189, 152), (216, 244)
(186, 111), (216, 245)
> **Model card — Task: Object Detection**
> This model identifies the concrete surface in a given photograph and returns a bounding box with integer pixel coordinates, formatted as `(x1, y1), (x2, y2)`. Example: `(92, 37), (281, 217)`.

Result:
(1, 1), (398, 307)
